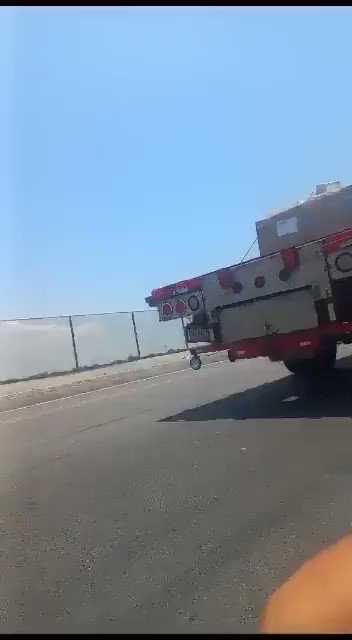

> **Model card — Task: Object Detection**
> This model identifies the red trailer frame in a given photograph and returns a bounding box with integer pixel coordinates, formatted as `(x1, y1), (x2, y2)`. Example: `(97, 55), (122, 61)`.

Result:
(189, 320), (352, 364)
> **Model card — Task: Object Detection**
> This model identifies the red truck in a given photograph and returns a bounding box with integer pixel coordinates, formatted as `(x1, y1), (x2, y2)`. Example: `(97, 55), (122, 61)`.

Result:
(146, 181), (352, 376)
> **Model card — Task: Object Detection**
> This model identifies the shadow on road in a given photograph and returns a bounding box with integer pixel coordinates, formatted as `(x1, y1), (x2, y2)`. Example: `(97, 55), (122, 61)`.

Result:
(162, 355), (352, 422)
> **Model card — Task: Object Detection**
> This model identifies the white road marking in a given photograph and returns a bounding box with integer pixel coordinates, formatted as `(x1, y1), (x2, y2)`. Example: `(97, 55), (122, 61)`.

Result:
(0, 367), (190, 417)
(282, 395), (300, 402)
(0, 360), (226, 425)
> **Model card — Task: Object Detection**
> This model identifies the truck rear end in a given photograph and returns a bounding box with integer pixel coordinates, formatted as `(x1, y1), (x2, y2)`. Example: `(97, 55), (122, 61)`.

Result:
(146, 182), (352, 375)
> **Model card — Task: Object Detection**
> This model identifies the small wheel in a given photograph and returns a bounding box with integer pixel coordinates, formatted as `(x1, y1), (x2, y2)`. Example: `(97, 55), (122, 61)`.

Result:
(190, 355), (202, 371)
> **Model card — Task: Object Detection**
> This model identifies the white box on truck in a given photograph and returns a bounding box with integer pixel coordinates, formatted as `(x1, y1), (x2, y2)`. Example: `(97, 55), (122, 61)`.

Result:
(256, 183), (352, 257)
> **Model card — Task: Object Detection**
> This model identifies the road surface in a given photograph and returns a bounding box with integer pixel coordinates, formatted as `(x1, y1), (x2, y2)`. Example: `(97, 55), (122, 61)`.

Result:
(1, 351), (352, 633)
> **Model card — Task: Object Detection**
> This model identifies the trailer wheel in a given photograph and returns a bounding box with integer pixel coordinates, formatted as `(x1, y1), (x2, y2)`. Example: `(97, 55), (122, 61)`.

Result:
(283, 341), (337, 376)
(190, 355), (202, 371)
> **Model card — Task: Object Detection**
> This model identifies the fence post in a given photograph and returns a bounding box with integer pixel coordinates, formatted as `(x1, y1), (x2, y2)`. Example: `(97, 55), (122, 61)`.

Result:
(68, 315), (79, 369)
(131, 312), (141, 358)
(181, 316), (189, 349)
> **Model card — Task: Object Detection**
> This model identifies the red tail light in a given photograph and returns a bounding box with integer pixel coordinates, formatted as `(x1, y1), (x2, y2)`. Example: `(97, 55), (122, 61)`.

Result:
(217, 269), (233, 289)
(161, 302), (173, 317)
(175, 299), (186, 314)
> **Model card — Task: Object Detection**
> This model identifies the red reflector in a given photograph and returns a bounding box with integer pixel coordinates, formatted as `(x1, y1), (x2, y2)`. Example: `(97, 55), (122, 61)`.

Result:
(161, 302), (173, 317)
(152, 277), (200, 300)
(152, 285), (173, 300)
(218, 269), (233, 289)
(323, 228), (352, 255)
(175, 299), (186, 314)
(281, 247), (299, 271)
(176, 277), (201, 292)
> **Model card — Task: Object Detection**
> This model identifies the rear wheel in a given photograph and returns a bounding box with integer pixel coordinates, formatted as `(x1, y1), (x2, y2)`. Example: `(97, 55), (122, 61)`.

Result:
(283, 341), (337, 376)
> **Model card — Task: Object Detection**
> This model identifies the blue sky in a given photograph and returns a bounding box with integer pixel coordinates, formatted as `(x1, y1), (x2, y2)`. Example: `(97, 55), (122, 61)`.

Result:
(2, 6), (352, 319)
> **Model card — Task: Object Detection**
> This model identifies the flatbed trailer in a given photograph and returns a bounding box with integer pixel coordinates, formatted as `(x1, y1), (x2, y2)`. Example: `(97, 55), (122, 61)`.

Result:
(146, 185), (352, 376)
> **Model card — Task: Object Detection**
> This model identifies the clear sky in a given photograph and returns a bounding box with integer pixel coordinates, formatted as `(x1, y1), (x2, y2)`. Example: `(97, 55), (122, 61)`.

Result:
(2, 6), (352, 319)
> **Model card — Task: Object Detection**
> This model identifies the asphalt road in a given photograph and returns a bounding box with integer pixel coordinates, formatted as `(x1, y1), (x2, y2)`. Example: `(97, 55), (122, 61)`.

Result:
(1, 350), (352, 633)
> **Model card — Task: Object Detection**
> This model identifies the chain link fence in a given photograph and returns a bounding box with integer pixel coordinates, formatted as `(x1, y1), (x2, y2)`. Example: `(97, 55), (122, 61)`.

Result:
(0, 310), (187, 383)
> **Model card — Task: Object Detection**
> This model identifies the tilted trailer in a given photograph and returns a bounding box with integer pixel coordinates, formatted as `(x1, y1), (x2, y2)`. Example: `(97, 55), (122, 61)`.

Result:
(146, 182), (352, 376)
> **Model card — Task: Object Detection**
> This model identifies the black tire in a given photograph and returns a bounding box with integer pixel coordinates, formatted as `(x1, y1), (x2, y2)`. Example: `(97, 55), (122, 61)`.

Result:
(283, 341), (337, 376)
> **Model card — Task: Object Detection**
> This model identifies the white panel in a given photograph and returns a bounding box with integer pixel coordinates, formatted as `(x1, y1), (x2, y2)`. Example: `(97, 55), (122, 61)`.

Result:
(219, 289), (317, 343)
(277, 216), (298, 237)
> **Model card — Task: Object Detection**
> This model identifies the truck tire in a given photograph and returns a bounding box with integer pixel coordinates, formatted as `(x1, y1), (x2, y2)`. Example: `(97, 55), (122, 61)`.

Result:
(283, 341), (337, 376)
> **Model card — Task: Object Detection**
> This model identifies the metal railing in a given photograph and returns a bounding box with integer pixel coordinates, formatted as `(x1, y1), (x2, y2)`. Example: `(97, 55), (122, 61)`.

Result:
(0, 310), (187, 383)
